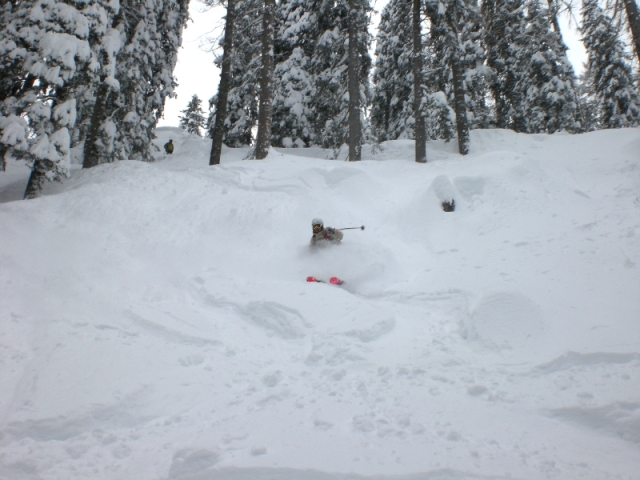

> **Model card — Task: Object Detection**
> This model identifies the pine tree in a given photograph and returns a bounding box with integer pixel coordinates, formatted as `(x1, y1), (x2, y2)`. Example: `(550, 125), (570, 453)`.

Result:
(112, 0), (189, 162)
(83, 0), (189, 167)
(370, 0), (415, 142)
(458, 1), (493, 130)
(483, 0), (580, 134)
(311, 0), (372, 152)
(308, 0), (349, 150)
(422, 34), (456, 142)
(270, 0), (372, 152)
(1, 0), (187, 195)
(82, 1), (128, 169)
(0, 0), (115, 197)
(271, 47), (315, 147)
(423, 92), (457, 141)
(575, 70), (600, 132)
(519, 0), (580, 133)
(482, 0), (529, 131)
(581, 0), (640, 128)
(426, 0), (480, 154)
(371, 0), (464, 146)
(180, 95), (207, 136)
(271, 0), (320, 147)
(216, 0), (262, 147)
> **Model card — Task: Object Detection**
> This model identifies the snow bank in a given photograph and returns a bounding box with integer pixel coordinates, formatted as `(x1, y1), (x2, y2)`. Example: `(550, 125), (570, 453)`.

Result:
(1, 127), (639, 480)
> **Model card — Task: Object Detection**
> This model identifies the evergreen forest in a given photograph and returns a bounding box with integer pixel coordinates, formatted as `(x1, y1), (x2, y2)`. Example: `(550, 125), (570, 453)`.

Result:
(1, 0), (639, 197)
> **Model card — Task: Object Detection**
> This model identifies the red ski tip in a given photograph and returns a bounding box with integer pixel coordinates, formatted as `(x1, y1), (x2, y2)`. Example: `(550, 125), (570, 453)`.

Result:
(306, 276), (317, 282)
(330, 277), (344, 285)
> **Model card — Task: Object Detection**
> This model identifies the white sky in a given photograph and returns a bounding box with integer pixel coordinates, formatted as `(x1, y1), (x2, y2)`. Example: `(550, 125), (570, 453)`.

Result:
(158, 0), (588, 128)
(159, 3), (225, 128)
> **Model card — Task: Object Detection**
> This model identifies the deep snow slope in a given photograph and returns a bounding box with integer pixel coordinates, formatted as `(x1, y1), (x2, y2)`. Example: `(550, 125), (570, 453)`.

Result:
(0, 127), (639, 480)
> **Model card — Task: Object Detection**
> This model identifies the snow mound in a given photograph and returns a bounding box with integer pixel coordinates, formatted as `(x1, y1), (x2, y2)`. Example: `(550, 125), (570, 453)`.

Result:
(461, 292), (546, 355)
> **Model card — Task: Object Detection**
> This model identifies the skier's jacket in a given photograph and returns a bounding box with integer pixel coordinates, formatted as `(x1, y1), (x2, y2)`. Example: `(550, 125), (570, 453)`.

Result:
(310, 227), (343, 247)
(164, 141), (174, 154)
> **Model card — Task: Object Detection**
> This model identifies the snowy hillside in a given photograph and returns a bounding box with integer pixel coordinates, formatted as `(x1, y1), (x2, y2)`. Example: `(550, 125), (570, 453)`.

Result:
(1, 127), (639, 480)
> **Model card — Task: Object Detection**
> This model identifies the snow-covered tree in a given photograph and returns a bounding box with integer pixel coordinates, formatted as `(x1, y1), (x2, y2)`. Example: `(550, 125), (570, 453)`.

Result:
(0, 0), (187, 195)
(309, 0), (372, 152)
(211, 0), (262, 148)
(518, 0), (580, 133)
(271, 0), (320, 147)
(575, 69), (600, 132)
(371, 0), (467, 148)
(370, 0), (415, 142)
(112, 0), (188, 162)
(458, 1), (493, 130)
(425, 0), (473, 154)
(482, 0), (529, 131)
(482, 0), (579, 134)
(80, 1), (123, 169)
(581, 0), (640, 128)
(83, 0), (188, 168)
(0, 0), (116, 196)
(180, 94), (207, 136)
(423, 92), (457, 141)
(421, 40), (456, 142)
(213, 0), (371, 153)
(271, 47), (315, 147)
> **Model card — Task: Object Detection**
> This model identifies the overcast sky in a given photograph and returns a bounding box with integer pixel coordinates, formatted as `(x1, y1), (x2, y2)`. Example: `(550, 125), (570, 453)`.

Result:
(158, 0), (587, 128)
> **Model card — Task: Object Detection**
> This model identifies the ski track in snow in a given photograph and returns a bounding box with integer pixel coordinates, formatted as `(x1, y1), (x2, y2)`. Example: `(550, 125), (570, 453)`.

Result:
(0, 128), (639, 479)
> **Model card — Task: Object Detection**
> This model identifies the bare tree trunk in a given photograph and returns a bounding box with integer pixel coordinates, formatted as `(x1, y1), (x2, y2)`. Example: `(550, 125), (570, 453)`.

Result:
(209, 0), (236, 166)
(440, 3), (469, 154)
(254, 0), (275, 160)
(412, 0), (427, 163)
(24, 160), (51, 199)
(622, 0), (640, 65)
(450, 51), (469, 155)
(83, 83), (110, 169)
(546, 0), (562, 33)
(348, 0), (362, 161)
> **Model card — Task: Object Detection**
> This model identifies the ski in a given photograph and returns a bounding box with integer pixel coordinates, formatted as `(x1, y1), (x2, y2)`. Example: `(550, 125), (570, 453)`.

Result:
(306, 276), (344, 285)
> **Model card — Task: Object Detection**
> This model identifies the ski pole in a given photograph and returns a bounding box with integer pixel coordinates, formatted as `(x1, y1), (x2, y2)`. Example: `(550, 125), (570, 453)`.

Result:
(338, 225), (365, 231)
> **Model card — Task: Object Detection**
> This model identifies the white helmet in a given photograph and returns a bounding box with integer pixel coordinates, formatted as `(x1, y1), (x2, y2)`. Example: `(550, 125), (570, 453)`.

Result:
(311, 218), (323, 227)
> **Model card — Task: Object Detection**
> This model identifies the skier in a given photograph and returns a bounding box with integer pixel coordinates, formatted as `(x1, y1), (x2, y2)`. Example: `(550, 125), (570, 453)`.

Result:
(307, 219), (364, 285)
(164, 139), (174, 154)
(309, 218), (343, 247)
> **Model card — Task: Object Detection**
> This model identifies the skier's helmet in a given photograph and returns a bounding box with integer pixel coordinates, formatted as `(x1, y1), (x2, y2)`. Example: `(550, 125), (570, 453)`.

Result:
(312, 218), (324, 232)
